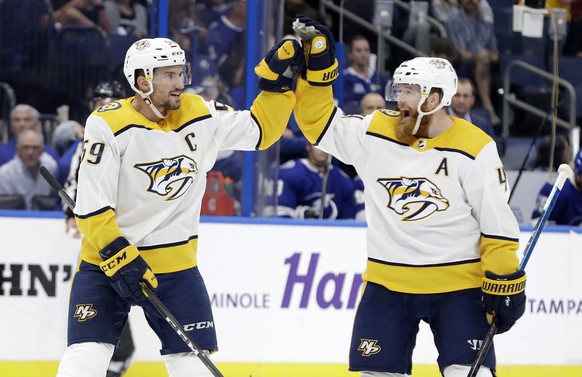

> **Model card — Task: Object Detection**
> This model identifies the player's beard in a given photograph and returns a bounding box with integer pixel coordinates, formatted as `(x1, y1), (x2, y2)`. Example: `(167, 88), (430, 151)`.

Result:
(396, 106), (431, 144)
(155, 93), (181, 113)
(163, 94), (181, 111)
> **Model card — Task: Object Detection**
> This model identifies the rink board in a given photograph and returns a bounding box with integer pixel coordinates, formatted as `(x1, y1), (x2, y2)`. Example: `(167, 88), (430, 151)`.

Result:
(1, 212), (581, 376)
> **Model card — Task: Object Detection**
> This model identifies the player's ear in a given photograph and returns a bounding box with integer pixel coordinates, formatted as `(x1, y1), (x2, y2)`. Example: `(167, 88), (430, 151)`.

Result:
(136, 75), (149, 92)
(428, 90), (442, 109)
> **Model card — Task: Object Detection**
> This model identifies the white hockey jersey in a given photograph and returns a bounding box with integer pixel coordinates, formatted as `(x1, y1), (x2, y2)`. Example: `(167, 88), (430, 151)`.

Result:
(294, 79), (520, 294)
(75, 92), (294, 273)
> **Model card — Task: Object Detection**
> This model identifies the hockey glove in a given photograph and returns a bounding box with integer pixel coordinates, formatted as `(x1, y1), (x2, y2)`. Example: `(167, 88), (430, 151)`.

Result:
(292, 14), (338, 86)
(481, 270), (526, 334)
(99, 236), (158, 304)
(255, 39), (305, 93)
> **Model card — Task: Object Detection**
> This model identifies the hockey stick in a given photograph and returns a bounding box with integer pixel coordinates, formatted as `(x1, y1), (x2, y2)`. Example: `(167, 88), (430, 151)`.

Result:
(467, 163), (573, 377)
(39, 166), (225, 377)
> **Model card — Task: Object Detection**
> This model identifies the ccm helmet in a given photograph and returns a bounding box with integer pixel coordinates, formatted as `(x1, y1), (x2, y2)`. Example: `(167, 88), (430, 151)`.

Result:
(123, 38), (191, 96)
(123, 38), (191, 118)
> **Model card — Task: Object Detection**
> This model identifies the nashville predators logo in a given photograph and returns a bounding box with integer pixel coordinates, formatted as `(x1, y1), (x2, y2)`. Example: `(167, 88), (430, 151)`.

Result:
(74, 304), (97, 322)
(358, 339), (381, 356)
(378, 177), (449, 221)
(135, 155), (198, 200)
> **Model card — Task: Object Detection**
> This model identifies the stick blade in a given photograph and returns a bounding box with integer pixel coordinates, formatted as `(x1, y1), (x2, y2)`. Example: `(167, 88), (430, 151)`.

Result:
(556, 164), (574, 189)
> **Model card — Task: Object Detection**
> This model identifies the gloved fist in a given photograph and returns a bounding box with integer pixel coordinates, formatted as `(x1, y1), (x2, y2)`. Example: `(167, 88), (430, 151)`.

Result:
(481, 270), (526, 334)
(99, 236), (158, 304)
(255, 38), (305, 92)
(292, 14), (338, 86)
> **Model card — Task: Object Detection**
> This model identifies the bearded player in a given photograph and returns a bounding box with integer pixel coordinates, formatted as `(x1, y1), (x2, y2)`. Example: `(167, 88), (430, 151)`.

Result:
(292, 15), (526, 377)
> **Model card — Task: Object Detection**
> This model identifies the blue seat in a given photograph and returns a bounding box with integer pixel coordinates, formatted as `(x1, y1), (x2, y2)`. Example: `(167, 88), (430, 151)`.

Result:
(550, 56), (582, 87)
(496, 29), (524, 55)
(0, 194), (25, 210)
(493, 6), (513, 32)
(489, 0), (512, 9)
(31, 194), (57, 211)
(500, 54), (546, 88)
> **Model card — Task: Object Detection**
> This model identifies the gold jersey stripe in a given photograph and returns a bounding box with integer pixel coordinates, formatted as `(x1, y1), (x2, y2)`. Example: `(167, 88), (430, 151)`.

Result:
(363, 258), (482, 294)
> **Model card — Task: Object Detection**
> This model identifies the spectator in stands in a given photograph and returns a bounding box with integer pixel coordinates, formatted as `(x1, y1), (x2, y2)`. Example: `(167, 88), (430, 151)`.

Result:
(445, 0), (500, 124)
(447, 77), (494, 136)
(343, 35), (389, 113)
(206, 0), (247, 69)
(52, 0), (113, 33)
(195, 0), (229, 27)
(0, 129), (57, 210)
(169, 0), (209, 55)
(216, 30), (246, 109)
(275, 143), (356, 219)
(528, 133), (573, 171)
(204, 0), (247, 109)
(431, 0), (493, 24)
(0, 104), (59, 166)
(360, 92), (387, 115)
(531, 147), (582, 225)
(105, 0), (148, 39)
(52, 120), (84, 157)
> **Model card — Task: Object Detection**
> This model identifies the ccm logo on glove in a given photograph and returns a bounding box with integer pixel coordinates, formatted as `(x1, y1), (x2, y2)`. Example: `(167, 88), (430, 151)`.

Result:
(100, 248), (133, 276)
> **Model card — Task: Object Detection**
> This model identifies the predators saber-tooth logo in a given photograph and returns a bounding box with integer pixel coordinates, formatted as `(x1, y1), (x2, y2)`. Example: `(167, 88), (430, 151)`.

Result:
(74, 304), (97, 322)
(135, 155), (198, 200)
(358, 339), (382, 356)
(378, 177), (449, 221)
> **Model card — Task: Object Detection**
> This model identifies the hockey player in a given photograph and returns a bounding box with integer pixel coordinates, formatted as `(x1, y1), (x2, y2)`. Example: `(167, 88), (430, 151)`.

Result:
(56, 37), (304, 377)
(292, 15), (526, 377)
(531, 148), (582, 225)
(275, 143), (356, 219)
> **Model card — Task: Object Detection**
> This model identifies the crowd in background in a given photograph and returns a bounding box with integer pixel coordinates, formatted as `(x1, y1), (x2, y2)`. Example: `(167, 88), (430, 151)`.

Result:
(1, 0), (582, 224)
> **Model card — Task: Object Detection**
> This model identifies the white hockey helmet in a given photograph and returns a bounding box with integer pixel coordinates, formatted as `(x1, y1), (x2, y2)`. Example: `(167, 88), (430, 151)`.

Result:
(387, 57), (457, 134)
(123, 38), (191, 95)
(388, 57), (457, 108)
